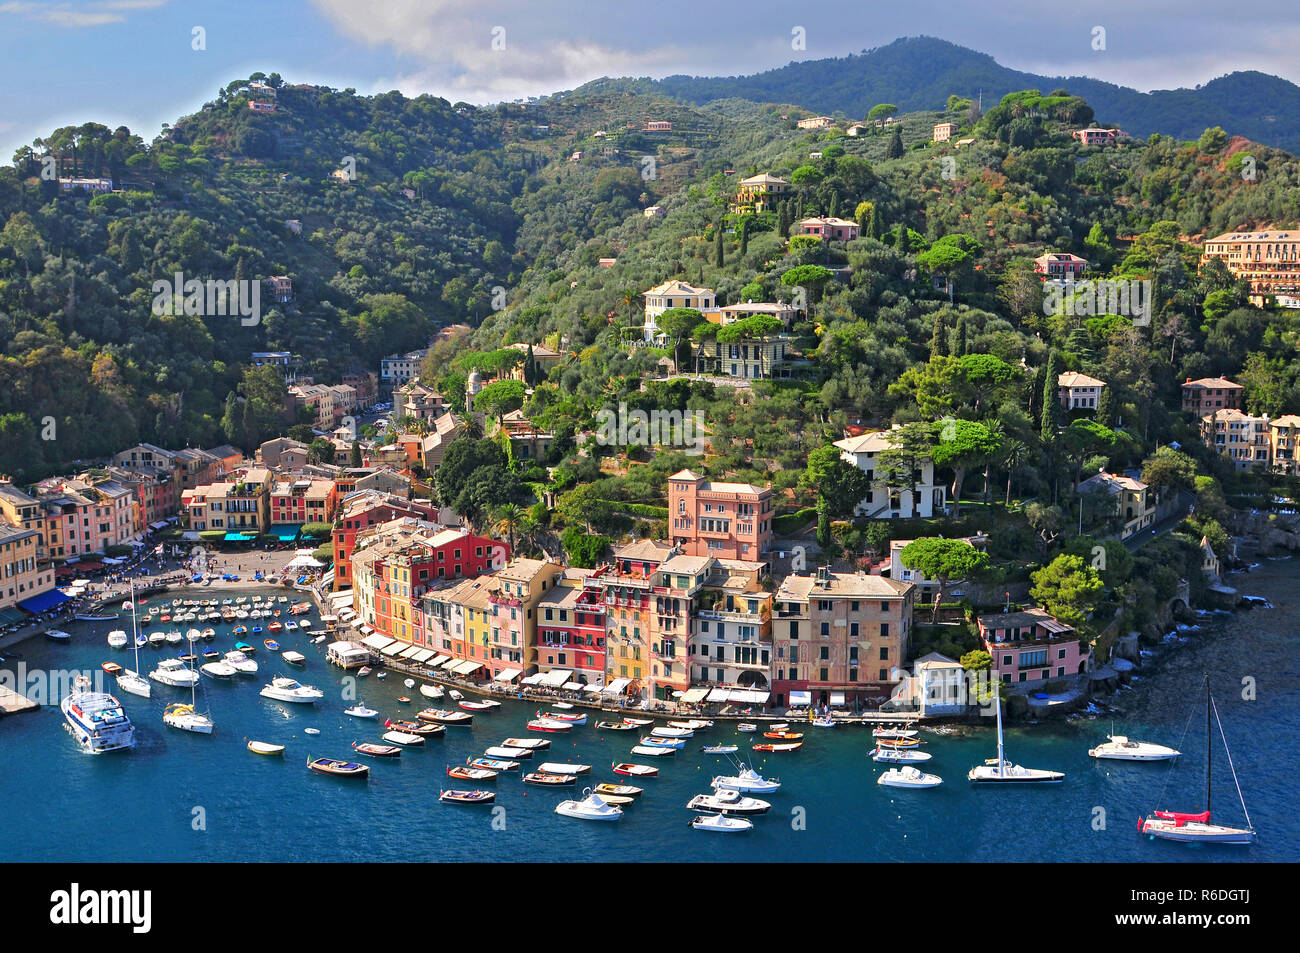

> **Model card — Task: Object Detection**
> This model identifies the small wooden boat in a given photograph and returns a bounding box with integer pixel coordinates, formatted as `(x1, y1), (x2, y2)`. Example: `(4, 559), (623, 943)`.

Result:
(353, 742), (402, 758)
(872, 726), (919, 739)
(396, 696), (411, 704)
(632, 744), (675, 757)
(307, 757), (369, 778)
(640, 736), (684, 749)
(382, 730), (425, 746)
(502, 737), (549, 750)
(386, 719), (444, 736)
(418, 708), (472, 725)
(264, 639), (280, 651)
(596, 721), (636, 731)
(552, 701), (574, 709)
(75, 614), (117, 622)
(485, 745), (532, 759)
(268, 622), (283, 632)
(440, 789), (494, 805)
(469, 756), (519, 772)
(303, 728), (321, 736)
(45, 629), (72, 643)
(247, 741), (285, 756)
(101, 661), (123, 675)
(669, 720), (713, 731)
(232, 625), (248, 636)
(539, 761), (590, 774)
(358, 666), (372, 677)
(524, 771), (576, 785)
(234, 641), (255, 655)
(612, 762), (658, 777)
(594, 782), (642, 798)
(201, 649), (221, 661)
(600, 794), (636, 807)
(876, 737), (921, 749)
(763, 731), (804, 740)
(448, 764), (497, 782)
(621, 717), (653, 727)
(528, 718), (572, 733)
(537, 709), (587, 724)
(460, 700), (494, 711)
(753, 742), (803, 752)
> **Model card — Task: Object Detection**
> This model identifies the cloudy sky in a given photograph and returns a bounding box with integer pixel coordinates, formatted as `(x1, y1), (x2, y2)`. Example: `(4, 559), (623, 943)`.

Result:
(2, 0), (1298, 159)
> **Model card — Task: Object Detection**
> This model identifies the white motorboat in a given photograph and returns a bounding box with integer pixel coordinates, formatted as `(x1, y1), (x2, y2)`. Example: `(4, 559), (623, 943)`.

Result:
(165, 630), (184, 646)
(701, 744), (739, 755)
(878, 766), (943, 789)
(259, 676), (324, 704)
(538, 762), (591, 775)
(62, 674), (135, 754)
(222, 650), (259, 675)
(344, 702), (379, 719)
(968, 697), (1064, 783)
(200, 661), (238, 679)
(149, 657), (200, 688)
(871, 746), (932, 763)
(711, 765), (780, 794)
(555, 789), (623, 822)
(1140, 675), (1255, 845)
(448, 690), (463, 701)
(812, 717), (836, 728)
(688, 789), (771, 815)
(651, 726), (693, 738)
(1089, 734), (1180, 762)
(486, 745), (531, 759)
(552, 701), (574, 709)
(737, 723), (757, 732)
(107, 630), (128, 649)
(185, 628), (203, 644)
(670, 719), (713, 731)
(281, 651), (306, 665)
(419, 683), (445, 700)
(691, 813), (753, 833)
(502, 737), (548, 750)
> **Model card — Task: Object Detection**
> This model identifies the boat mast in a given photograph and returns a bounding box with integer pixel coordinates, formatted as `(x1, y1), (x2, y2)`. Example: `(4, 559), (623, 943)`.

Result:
(1204, 673), (1212, 816)
(995, 691), (1005, 770)
(130, 580), (140, 672)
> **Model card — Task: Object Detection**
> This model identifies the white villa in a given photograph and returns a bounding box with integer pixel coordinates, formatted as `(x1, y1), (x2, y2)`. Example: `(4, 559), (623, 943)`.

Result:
(834, 428), (946, 518)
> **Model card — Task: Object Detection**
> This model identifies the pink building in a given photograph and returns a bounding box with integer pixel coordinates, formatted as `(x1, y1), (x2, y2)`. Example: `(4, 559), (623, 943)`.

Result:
(667, 470), (773, 561)
(1072, 128), (1121, 145)
(1034, 253), (1088, 278)
(798, 217), (860, 242)
(977, 607), (1089, 684)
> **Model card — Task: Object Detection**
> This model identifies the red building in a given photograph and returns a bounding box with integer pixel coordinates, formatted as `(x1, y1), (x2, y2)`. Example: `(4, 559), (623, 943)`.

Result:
(537, 569), (608, 684)
(330, 492), (439, 590)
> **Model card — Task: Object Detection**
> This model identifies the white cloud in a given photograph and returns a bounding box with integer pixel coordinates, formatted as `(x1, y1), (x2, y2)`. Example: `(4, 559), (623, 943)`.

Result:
(0, 0), (167, 29)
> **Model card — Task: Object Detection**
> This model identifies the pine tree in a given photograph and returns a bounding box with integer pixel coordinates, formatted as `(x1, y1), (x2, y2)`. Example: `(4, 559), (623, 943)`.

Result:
(714, 223), (724, 268)
(1040, 350), (1062, 442)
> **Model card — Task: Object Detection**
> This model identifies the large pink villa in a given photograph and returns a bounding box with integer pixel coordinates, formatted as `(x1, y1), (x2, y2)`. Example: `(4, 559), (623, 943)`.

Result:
(976, 607), (1089, 684)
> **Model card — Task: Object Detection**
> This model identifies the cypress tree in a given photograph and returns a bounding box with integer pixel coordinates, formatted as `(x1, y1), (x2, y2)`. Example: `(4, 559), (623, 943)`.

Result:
(350, 439), (363, 467)
(828, 192), (839, 219)
(1040, 350), (1062, 442)
(714, 223), (724, 267)
(886, 127), (904, 159)
(1097, 382), (1116, 427)
(777, 201), (790, 238)
(954, 315), (969, 356)
(895, 224), (910, 253)
(740, 219), (749, 255)
(930, 313), (946, 358)
(867, 204), (881, 240)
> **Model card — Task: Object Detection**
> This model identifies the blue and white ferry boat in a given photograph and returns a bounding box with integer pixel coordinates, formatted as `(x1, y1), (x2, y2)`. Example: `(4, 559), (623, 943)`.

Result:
(61, 674), (136, 754)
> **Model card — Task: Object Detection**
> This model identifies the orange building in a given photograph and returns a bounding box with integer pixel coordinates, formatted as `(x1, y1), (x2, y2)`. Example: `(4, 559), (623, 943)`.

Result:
(667, 470), (773, 561)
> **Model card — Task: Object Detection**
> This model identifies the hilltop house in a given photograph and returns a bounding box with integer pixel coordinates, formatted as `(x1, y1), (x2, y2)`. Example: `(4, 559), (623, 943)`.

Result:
(1058, 372), (1106, 412)
(834, 427), (946, 519)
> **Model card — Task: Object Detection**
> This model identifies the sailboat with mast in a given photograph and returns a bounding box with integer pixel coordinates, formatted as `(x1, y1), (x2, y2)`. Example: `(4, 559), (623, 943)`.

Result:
(968, 691), (1064, 783)
(163, 651), (214, 734)
(115, 584), (151, 699)
(1139, 675), (1255, 845)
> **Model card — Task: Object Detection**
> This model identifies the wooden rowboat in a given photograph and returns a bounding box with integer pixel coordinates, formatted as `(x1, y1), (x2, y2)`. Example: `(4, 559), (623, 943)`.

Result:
(307, 757), (369, 778)
(448, 764), (498, 782)
(523, 772), (576, 785)
(353, 742), (402, 758)
(440, 789), (495, 805)
(752, 742), (803, 752)
(612, 762), (658, 777)
(247, 740), (285, 756)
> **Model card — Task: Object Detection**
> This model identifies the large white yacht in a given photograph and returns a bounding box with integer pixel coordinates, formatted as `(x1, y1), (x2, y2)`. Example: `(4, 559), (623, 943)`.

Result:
(259, 676), (324, 704)
(62, 675), (136, 754)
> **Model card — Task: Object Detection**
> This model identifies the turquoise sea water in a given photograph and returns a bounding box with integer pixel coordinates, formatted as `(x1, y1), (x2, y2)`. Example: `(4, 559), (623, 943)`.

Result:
(2, 561), (1296, 863)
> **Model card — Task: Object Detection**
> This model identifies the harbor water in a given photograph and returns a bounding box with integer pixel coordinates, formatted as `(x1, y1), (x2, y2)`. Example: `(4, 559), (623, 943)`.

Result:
(2, 561), (1296, 862)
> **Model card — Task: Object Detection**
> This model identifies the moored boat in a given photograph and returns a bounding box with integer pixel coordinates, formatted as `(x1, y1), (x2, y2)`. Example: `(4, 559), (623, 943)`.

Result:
(691, 813), (753, 833)
(107, 630), (128, 649)
(538, 761), (590, 775)
(537, 709), (587, 725)
(640, 735), (684, 749)
(555, 789), (622, 822)
(281, 651), (306, 666)
(967, 697), (1063, 784)
(878, 766), (944, 789)
(447, 764), (496, 781)
(247, 740), (285, 756)
(701, 744), (738, 755)
(418, 708), (473, 725)
(752, 741), (803, 752)
(502, 737), (549, 750)
(631, 744), (675, 757)
(594, 782), (642, 799)
(307, 757), (369, 778)
(711, 765), (780, 794)
(386, 719), (444, 736)
(596, 721), (636, 731)
(200, 661), (238, 679)
(440, 789), (495, 805)
(763, 731), (804, 740)
(528, 718), (572, 733)
(344, 702), (379, 719)
(871, 746), (933, 763)
(612, 762), (658, 777)
(737, 723), (757, 732)
(469, 756), (519, 772)
(524, 771), (576, 786)
(485, 745), (531, 759)
(688, 788), (771, 815)
(101, 662), (123, 675)
(382, 730), (425, 746)
(61, 674), (135, 754)
(1089, 734), (1180, 761)
(353, 742), (402, 758)
(259, 676), (324, 704)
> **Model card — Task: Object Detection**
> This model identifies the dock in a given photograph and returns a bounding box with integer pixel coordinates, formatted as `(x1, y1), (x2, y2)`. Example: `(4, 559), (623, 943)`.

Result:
(0, 685), (39, 715)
